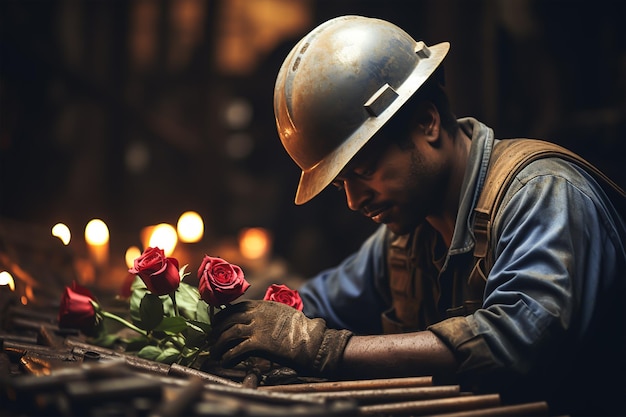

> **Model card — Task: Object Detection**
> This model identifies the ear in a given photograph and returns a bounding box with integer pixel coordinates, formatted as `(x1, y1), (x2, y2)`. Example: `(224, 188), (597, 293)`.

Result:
(417, 102), (440, 142)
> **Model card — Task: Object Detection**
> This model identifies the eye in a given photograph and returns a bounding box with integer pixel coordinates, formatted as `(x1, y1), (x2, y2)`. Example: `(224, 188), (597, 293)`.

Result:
(353, 166), (375, 179)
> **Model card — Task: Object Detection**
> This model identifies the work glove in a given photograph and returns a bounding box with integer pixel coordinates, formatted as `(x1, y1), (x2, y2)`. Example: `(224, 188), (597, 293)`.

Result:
(211, 300), (353, 377)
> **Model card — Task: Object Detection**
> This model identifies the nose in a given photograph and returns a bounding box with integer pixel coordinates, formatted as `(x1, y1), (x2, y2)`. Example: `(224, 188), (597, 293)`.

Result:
(343, 178), (372, 211)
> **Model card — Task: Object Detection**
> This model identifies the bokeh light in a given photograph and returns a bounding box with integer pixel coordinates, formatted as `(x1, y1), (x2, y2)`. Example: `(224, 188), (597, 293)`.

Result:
(148, 223), (178, 257)
(239, 227), (271, 260)
(85, 219), (110, 246)
(177, 211), (204, 243)
(52, 223), (71, 245)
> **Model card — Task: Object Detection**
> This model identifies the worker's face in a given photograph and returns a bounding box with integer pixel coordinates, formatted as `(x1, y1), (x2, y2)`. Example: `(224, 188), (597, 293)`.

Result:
(332, 110), (449, 235)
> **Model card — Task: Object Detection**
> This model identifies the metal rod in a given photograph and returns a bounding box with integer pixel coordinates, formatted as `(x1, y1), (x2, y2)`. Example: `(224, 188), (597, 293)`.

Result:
(359, 393), (501, 415)
(431, 401), (550, 417)
(259, 376), (433, 392)
(308, 385), (460, 404)
(0, 331), (39, 345)
(168, 363), (241, 388)
(38, 324), (64, 348)
(18, 355), (51, 376)
(134, 372), (330, 406)
(66, 339), (242, 387)
(2, 340), (76, 362)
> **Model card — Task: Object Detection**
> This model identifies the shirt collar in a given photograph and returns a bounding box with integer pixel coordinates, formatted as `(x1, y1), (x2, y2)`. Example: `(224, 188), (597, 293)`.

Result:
(443, 117), (495, 268)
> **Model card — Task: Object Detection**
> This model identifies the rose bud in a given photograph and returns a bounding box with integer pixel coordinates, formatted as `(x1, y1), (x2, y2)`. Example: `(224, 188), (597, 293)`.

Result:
(263, 283), (303, 311)
(58, 281), (99, 335)
(129, 247), (180, 296)
(198, 255), (250, 306)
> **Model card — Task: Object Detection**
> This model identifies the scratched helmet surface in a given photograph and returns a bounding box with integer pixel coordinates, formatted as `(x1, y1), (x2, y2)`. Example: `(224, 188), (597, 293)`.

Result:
(274, 15), (450, 205)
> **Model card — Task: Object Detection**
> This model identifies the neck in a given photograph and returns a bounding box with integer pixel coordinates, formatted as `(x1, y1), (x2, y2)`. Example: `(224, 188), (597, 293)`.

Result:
(426, 129), (472, 247)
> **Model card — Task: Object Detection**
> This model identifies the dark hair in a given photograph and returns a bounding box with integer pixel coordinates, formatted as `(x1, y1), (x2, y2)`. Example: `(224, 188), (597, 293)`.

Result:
(381, 67), (459, 147)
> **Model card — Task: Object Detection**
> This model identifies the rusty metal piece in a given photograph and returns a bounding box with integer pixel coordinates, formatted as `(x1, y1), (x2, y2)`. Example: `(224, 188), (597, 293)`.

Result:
(259, 375), (433, 392)
(38, 324), (64, 348)
(19, 355), (51, 376)
(10, 316), (55, 331)
(168, 363), (241, 388)
(8, 305), (58, 324)
(6, 358), (127, 393)
(136, 372), (329, 406)
(67, 338), (243, 388)
(70, 345), (170, 375)
(0, 331), (38, 345)
(66, 338), (170, 373)
(359, 393), (501, 415)
(200, 358), (248, 380)
(432, 401), (550, 417)
(1, 340), (77, 362)
(309, 385), (461, 404)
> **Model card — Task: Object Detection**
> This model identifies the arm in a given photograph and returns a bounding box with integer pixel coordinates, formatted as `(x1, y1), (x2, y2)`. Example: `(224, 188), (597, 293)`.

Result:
(340, 331), (458, 381)
(299, 224), (389, 334)
(431, 160), (625, 383)
(211, 300), (458, 380)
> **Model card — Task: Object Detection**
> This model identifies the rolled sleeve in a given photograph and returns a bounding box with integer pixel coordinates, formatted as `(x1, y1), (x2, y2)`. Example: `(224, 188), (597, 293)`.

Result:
(431, 160), (623, 384)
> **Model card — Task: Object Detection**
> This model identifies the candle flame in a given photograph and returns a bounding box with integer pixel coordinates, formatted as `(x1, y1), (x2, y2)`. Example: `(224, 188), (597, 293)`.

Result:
(148, 223), (178, 257)
(177, 211), (204, 243)
(52, 223), (71, 245)
(239, 227), (271, 260)
(0, 271), (15, 291)
(125, 246), (142, 269)
(85, 219), (109, 246)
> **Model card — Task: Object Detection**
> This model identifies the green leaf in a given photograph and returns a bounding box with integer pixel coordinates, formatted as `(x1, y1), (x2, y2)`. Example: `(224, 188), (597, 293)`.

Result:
(91, 333), (121, 348)
(130, 275), (148, 291)
(179, 264), (191, 281)
(195, 299), (211, 325)
(184, 320), (210, 348)
(137, 345), (162, 361)
(124, 336), (150, 352)
(156, 347), (181, 364)
(140, 293), (164, 331)
(188, 319), (211, 334)
(130, 276), (148, 323)
(173, 281), (201, 320)
(154, 316), (187, 334)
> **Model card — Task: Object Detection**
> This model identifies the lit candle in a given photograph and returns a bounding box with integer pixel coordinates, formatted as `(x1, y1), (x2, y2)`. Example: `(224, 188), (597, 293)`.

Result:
(0, 270), (15, 291)
(125, 246), (142, 269)
(147, 223), (178, 257)
(51, 223), (71, 245)
(239, 227), (272, 261)
(85, 219), (110, 267)
(177, 211), (204, 243)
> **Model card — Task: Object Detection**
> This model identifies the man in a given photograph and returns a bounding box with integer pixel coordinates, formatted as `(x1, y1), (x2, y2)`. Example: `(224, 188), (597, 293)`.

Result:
(212, 16), (626, 416)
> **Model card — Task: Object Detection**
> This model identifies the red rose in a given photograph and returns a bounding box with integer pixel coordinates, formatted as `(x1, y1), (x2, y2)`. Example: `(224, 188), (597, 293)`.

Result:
(263, 284), (303, 311)
(198, 255), (250, 306)
(129, 247), (180, 296)
(58, 281), (98, 334)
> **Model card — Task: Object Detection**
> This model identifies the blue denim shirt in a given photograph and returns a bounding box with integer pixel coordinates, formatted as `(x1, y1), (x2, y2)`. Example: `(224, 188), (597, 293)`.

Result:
(299, 118), (626, 414)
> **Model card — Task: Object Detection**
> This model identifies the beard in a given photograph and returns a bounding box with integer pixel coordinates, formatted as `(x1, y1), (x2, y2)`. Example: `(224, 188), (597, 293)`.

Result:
(387, 148), (450, 235)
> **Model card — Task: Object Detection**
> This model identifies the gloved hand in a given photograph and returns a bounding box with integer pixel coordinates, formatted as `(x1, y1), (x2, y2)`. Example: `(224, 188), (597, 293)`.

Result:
(211, 300), (353, 376)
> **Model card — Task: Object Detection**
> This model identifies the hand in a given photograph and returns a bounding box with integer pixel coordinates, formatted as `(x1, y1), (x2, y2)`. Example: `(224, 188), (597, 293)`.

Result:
(211, 300), (352, 376)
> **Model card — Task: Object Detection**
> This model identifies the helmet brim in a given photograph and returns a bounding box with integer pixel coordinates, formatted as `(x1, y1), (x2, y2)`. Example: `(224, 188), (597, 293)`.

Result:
(294, 41), (450, 205)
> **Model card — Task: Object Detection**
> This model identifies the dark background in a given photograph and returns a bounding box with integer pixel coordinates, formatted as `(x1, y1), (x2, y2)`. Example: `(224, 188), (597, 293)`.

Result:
(1, 0), (625, 282)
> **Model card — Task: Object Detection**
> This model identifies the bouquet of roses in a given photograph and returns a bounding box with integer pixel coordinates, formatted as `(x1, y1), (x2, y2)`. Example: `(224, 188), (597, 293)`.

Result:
(58, 247), (303, 368)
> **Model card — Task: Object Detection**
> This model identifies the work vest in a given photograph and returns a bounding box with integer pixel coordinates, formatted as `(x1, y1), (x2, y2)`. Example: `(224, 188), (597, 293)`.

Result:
(382, 138), (626, 334)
